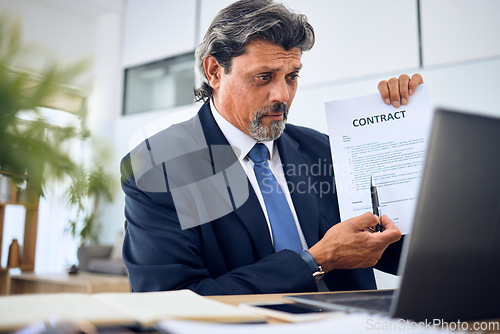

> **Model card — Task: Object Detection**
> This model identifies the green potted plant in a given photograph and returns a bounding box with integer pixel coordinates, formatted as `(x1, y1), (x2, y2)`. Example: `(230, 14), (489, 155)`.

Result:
(0, 15), (117, 248)
(0, 14), (88, 198)
(65, 160), (116, 246)
(0, 14), (97, 279)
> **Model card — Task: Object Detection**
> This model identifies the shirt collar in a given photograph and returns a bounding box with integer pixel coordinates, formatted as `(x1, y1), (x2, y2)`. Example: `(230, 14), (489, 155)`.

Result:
(210, 99), (274, 161)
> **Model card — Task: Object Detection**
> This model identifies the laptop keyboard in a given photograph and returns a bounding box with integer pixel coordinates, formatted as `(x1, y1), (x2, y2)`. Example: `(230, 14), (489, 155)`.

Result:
(325, 295), (393, 313)
(323, 290), (394, 313)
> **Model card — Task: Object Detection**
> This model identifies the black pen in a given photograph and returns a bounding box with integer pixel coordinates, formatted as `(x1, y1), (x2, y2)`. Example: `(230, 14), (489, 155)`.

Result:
(370, 176), (384, 232)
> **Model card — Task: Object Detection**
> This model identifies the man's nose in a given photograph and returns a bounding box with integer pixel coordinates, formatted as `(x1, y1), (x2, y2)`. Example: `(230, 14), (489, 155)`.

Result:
(269, 79), (290, 104)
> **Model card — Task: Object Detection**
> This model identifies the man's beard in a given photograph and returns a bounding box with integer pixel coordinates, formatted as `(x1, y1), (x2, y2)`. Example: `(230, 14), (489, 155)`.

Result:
(248, 103), (289, 141)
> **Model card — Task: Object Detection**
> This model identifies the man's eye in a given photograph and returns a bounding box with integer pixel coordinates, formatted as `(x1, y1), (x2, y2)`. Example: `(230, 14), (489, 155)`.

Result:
(257, 74), (272, 81)
(288, 74), (300, 81)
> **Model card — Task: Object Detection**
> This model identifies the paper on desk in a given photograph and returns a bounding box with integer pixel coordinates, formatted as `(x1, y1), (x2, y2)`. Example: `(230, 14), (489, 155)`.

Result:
(325, 84), (433, 234)
(0, 290), (264, 332)
(158, 313), (456, 334)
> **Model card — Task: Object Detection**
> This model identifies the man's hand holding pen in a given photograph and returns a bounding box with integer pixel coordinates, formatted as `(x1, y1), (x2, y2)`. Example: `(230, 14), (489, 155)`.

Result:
(308, 213), (401, 273)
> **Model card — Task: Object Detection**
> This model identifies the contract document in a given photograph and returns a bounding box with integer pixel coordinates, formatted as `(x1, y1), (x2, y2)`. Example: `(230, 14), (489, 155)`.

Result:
(325, 84), (432, 234)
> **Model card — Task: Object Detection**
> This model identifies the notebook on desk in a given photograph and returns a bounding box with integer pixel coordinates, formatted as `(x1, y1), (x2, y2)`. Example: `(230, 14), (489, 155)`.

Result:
(0, 290), (265, 332)
(287, 108), (500, 321)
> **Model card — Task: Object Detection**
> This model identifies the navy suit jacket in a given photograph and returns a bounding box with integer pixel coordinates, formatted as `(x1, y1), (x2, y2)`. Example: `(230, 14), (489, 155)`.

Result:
(121, 103), (402, 295)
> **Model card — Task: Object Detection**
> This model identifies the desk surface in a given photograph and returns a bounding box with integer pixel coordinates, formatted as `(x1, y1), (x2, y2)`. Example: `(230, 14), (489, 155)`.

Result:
(10, 272), (130, 294)
(208, 291), (323, 306)
(209, 292), (500, 332)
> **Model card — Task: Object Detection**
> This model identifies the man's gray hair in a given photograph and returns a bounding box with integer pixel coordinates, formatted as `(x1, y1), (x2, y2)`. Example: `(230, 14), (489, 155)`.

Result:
(194, 0), (315, 103)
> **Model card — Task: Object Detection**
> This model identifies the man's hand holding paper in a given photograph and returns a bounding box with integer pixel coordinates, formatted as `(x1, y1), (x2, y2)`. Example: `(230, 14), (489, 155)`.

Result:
(378, 73), (424, 108)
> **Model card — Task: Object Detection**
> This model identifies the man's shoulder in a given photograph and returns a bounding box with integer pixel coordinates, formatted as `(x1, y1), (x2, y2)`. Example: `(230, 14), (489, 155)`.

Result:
(283, 123), (329, 145)
(123, 104), (209, 158)
(120, 110), (206, 181)
(148, 114), (203, 146)
(126, 111), (206, 153)
(280, 124), (331, 163)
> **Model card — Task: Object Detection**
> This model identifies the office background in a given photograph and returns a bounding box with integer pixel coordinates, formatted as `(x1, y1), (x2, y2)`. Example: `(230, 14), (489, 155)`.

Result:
(1, 0), (499, 288)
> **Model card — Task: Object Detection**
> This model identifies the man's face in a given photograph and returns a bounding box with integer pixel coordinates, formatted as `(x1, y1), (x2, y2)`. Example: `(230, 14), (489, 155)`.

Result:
(211, 40), (302, 141)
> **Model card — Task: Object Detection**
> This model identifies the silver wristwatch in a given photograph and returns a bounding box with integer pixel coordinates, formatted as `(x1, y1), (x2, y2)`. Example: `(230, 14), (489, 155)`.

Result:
(312, 265), (325, 282)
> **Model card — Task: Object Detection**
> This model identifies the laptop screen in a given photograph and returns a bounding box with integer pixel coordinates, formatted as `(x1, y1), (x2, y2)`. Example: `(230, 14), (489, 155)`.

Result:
(393, 108), (500, 321)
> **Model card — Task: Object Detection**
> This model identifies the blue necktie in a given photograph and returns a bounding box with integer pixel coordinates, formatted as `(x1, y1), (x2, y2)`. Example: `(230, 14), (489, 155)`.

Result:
(248, 143), (303, 253)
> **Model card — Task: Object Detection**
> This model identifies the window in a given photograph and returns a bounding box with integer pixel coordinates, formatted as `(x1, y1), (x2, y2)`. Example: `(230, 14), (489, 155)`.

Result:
(123, 52), (196, 115)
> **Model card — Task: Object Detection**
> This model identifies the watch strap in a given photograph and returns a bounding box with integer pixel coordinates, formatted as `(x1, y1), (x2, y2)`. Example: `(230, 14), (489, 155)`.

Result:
(299, 250), (325, 281)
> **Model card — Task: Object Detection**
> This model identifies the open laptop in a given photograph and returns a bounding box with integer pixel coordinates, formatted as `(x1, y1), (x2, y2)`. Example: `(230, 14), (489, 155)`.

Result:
(287, 108), (500, 321)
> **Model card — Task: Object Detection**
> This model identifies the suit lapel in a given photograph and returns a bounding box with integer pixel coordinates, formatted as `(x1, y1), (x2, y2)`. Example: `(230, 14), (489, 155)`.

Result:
(197, 104), (275, 257)
(276, 131), (321, 248)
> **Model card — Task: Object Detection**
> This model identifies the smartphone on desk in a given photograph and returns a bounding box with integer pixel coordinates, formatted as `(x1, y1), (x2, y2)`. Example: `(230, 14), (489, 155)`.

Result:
(239, 301), (344, 322)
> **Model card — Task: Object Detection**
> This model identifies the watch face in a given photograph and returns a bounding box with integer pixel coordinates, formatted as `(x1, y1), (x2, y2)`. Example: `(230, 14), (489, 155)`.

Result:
(313, 268), (325, 281)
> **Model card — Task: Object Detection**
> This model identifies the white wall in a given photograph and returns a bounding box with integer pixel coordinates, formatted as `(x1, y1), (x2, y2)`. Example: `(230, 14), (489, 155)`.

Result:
(0, 0), (94, 87)
(122, 0), (197, 67)
(420, 0), (500, 66)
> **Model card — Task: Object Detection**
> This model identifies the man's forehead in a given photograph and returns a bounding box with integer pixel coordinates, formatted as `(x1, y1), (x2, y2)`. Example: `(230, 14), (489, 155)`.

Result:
(239, 40), (302, 69)
(245, 40), (301, 56)
(252, 64), (303, 72)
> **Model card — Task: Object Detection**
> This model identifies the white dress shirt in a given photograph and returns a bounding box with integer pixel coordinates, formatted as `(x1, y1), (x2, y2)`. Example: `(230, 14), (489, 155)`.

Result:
(210, 100), (309, 250)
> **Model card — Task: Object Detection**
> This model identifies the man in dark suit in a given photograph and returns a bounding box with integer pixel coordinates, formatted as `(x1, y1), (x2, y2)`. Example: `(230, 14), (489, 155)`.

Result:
(121, 0), (423, 295)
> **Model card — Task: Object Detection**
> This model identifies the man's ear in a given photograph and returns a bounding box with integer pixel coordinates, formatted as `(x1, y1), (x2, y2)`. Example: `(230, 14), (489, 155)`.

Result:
(203, 56), (222, 90)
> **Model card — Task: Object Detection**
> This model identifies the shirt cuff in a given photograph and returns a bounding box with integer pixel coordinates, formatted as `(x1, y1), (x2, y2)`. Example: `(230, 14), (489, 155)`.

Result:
(299, 250), (320, 273)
